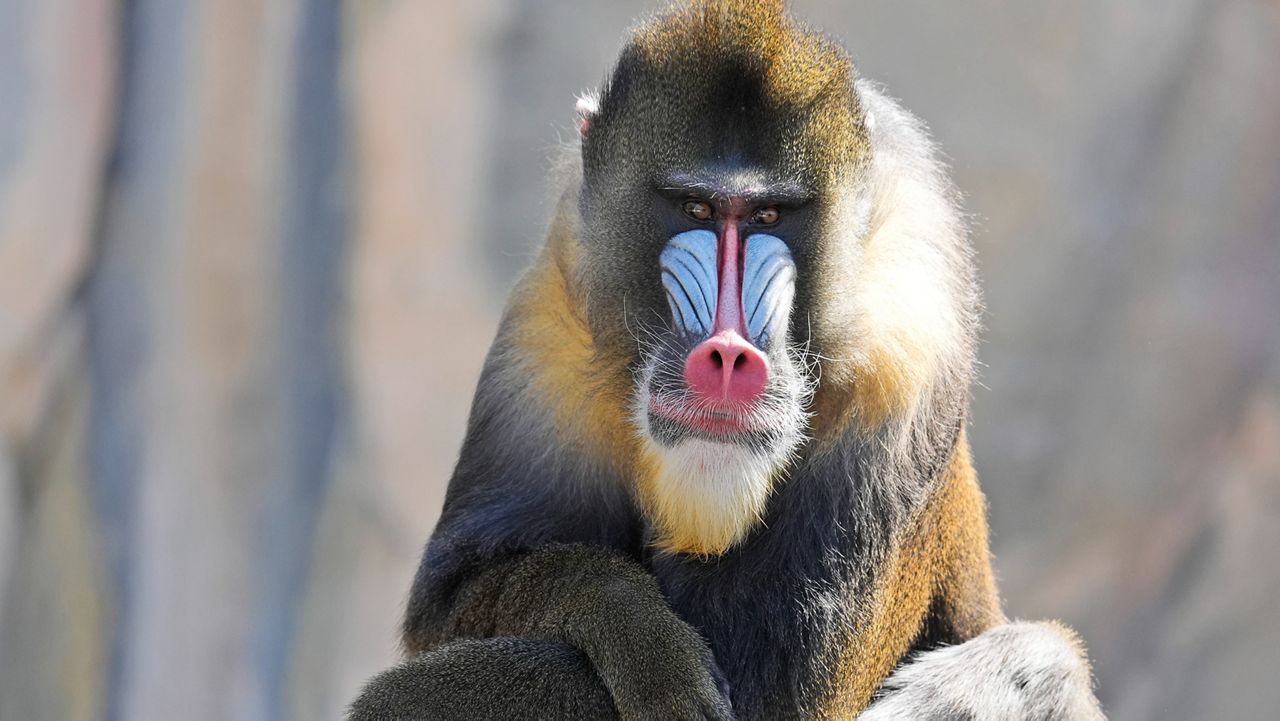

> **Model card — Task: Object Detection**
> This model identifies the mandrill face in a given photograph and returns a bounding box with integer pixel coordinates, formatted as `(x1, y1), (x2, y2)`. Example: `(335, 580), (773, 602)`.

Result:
(573, 30), (872, 555)
(632, 172), (815, 523)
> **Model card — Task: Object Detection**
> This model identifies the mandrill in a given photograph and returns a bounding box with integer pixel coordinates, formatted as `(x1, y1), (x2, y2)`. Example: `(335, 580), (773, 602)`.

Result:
(350, 1), (1105, 719)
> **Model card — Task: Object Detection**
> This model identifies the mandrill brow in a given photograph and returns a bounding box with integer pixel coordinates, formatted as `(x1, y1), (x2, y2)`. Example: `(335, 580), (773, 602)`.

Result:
(348, 1), (1105, 720)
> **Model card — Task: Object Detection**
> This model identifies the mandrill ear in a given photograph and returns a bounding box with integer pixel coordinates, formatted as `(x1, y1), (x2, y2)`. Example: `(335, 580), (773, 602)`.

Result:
(575, 91), (600, 138)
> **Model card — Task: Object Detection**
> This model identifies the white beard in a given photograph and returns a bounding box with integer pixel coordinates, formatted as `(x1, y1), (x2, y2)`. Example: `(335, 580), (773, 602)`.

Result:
(639, 436), (784, 556)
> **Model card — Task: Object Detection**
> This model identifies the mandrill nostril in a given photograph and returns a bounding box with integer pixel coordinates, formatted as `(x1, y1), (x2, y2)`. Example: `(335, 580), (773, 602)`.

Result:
(684, 330), (771, 406)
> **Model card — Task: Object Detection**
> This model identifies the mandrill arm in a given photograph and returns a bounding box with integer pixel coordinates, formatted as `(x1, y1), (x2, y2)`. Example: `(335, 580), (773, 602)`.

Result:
(847, 442), (1104, 720)
(348, 544), (733, 721)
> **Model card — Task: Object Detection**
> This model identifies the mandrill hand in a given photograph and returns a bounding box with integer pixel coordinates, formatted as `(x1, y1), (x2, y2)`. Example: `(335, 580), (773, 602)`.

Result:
(498, 546), (735, 721)
(584, 596), (735, 721)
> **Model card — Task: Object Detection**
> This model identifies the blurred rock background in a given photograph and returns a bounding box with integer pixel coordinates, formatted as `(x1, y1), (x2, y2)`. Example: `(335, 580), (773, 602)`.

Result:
(0, 1), (1276, 719)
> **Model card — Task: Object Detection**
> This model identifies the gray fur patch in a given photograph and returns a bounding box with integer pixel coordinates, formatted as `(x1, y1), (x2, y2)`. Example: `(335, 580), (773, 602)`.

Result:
(858, 622), (1106, 721)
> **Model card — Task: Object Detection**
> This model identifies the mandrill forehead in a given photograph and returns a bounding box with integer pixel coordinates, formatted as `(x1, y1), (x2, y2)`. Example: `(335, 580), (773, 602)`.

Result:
(655, 169), (813, 207)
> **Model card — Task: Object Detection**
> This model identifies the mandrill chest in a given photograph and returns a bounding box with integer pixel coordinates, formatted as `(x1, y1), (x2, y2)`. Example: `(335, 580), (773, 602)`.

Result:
(640, 460), (876, 719)
(638, 469), (937, 720)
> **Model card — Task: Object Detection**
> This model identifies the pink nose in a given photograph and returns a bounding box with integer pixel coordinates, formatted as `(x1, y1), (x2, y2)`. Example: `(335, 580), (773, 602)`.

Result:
(683, 330), (770, 406)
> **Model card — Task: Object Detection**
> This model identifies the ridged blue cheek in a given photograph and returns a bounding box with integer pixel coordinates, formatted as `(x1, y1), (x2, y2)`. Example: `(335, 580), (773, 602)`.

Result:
(660, 229), (719, 338)
(742, 233), (796, 346)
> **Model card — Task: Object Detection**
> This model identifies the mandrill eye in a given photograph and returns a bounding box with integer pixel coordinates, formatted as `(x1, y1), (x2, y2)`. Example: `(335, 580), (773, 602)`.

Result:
(752, 206), (781, 225)
(683, 199), (714, 221)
